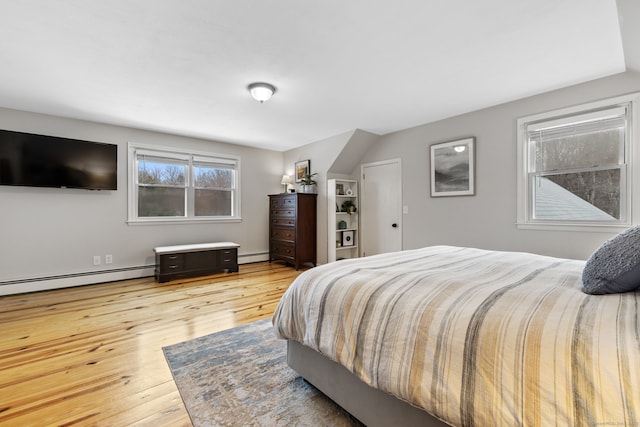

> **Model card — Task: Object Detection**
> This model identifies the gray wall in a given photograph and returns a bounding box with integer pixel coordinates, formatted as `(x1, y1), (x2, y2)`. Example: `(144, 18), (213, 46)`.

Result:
(283, 130), (354, 264)
(0, 107), (283, 293)
(2, 70), (639, 294)
(361, 70), (640, 260)
(282, 130), (377, 264)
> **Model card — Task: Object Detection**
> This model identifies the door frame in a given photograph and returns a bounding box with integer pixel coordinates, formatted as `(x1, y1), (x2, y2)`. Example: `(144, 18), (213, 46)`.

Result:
(360, 158), (403, 257)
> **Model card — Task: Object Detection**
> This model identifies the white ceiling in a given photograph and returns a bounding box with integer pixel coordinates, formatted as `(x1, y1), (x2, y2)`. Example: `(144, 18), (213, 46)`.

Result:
(0, 0), (627, 151)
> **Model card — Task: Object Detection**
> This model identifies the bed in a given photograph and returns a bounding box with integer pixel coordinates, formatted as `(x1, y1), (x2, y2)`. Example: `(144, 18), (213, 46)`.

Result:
(272, 245), (640, 426)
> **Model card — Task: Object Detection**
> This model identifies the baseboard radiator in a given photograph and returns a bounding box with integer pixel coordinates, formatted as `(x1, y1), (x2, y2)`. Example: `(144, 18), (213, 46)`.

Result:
(0, 251), (269, 296)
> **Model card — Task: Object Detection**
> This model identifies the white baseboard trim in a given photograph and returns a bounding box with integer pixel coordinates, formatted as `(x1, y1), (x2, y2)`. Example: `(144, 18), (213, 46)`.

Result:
(0, 252), (271, 296)
(0, 266), (154, 296)
(238, 252), (269, 264)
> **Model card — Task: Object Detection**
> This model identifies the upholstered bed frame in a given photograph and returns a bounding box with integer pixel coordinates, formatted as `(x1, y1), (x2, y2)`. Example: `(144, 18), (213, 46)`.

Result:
(287, 340), (449, 427)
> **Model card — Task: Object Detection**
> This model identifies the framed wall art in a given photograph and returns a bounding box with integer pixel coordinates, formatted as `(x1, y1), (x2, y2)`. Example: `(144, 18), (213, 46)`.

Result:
(295, 159), (310, 183)
(341, 230), (354, 246)
(430, 137), (475, 197)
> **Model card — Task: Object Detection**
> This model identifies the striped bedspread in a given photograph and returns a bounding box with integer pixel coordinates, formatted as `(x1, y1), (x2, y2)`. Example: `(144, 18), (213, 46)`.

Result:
(273, 246), (640, 427)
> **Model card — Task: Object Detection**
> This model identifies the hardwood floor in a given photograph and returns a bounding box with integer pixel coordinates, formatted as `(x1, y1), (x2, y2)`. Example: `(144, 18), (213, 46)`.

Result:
(0, 262), (306, 426)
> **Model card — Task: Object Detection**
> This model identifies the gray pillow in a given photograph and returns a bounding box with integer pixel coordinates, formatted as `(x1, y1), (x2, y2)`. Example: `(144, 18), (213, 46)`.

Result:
(582, 225), (640, 294)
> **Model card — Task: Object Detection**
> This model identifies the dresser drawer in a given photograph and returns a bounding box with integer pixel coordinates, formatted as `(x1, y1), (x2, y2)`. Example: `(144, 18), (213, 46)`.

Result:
(270, 207), (296, 218)
(270, 227), (295, 241)
(270, 241), (295, 260)
(271, 217), (296, 226)
(270, 196), (297, 210)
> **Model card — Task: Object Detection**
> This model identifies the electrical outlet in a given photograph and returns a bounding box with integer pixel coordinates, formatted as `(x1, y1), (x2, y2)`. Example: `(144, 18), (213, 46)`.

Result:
(105, 254), (113, 264)
(93, 255), (101, 266)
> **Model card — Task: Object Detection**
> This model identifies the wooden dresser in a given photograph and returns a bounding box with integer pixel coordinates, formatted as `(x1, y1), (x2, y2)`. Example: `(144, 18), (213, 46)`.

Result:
(269, 193), (317, 270)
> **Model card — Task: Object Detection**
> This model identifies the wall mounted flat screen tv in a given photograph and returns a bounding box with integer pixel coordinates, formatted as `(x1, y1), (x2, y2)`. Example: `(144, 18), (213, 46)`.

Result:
(0, 129), (117, 190)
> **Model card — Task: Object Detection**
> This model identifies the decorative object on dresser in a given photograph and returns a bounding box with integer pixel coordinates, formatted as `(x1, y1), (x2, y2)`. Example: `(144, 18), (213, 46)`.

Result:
(280, 174), (292, 193)
(328, 179), (359, 262)
(299, 172), (318, 194)
(269, 193), (317, 270)
(153, 242), (240, 283)
(294, 159), (310, 183)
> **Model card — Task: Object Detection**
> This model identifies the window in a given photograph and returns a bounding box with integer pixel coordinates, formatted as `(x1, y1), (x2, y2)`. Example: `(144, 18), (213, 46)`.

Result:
(128, 144), (240, 223)
(517, 93), (639, 231)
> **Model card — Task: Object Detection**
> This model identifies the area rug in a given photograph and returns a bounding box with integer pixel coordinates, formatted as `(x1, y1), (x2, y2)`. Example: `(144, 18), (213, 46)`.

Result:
(163, 319), (363, 427)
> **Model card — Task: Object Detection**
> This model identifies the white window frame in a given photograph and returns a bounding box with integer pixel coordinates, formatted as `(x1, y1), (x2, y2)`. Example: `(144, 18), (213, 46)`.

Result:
(516, 93), (640, 232)
(127, 143), (241, 224)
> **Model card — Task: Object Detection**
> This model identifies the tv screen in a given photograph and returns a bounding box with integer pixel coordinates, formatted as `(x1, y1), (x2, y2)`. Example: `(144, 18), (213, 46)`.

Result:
(0, 129), (117, 190)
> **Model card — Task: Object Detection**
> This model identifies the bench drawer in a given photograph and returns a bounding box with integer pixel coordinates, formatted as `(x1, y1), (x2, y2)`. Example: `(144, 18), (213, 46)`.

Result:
(160, 253), (184, 270)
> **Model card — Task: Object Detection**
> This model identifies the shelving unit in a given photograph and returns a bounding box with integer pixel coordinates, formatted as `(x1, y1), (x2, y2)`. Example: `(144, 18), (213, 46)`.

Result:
(328, 179), (359, 262)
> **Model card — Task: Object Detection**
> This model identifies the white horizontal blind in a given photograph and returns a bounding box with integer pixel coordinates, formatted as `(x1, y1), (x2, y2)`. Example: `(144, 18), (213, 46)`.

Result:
(527, 106), (626, 133)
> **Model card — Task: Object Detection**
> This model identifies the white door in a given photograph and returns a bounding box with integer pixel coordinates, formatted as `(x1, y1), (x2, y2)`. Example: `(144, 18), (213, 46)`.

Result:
(361, 159), (402, 257)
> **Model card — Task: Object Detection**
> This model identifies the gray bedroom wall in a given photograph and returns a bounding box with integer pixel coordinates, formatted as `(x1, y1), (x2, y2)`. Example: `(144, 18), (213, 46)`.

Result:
(0, 107), (283, 293)
(282, 129), (379, 265)
(360, 70), (640, 260)
(282, 130), (356, 265)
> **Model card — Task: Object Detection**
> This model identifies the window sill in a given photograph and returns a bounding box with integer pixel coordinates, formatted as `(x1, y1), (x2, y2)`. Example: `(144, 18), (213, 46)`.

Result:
(516, 221), (631, 233)
(127, 217), (242, 226)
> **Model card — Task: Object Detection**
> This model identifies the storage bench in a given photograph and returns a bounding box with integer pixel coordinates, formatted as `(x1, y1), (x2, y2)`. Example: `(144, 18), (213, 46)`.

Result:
(153, 242), (240, 283)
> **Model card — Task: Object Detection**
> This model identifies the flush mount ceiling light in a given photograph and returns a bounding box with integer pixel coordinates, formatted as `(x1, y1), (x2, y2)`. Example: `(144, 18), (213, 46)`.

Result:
(248, 82), (276, 103)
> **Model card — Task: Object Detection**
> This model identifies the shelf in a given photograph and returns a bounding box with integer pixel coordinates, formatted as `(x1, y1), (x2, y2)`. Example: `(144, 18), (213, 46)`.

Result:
(328, 178), (360, 263)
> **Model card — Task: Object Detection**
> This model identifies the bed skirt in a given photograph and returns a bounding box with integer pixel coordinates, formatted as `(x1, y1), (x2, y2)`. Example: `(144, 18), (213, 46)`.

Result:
(287, 340), (449, 427)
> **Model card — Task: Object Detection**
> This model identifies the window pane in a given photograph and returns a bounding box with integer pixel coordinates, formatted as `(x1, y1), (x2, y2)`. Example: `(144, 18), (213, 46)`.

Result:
(195, 189), (232, 216)
(533, 127), (623, 172)
(138, 186), (186, 217)
(138, 160), (186, 185)
(194, 165), (234, 189)
(533, 169), (620, 220)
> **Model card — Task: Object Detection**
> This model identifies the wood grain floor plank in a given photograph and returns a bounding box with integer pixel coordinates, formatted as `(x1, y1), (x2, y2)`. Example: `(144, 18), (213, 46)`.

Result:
(0, 262), (305, 426)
